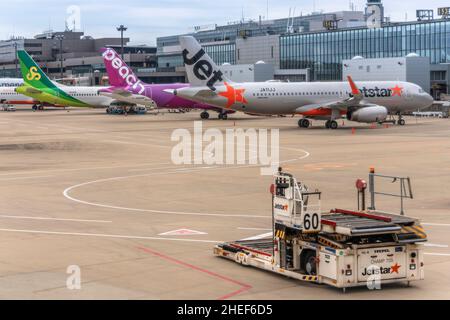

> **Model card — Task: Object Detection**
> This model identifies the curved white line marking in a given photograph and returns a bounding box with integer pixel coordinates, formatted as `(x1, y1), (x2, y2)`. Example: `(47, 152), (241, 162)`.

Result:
(63, 150), (311, 219)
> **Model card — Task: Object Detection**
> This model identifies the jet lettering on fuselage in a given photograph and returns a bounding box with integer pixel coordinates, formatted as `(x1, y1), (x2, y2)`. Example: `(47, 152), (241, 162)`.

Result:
(350, 87), (393, 98)
(102, 49), (145, 95)
(182, 48), (224, 91)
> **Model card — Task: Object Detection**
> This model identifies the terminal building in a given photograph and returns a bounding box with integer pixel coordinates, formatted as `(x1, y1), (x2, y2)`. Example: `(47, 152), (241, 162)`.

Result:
(156, 0), (450, 99)
(0, 31), (157, 85)
(156, 10), (366, 83)
(342, 54), (431, 94)
(0, 1), (449, 100)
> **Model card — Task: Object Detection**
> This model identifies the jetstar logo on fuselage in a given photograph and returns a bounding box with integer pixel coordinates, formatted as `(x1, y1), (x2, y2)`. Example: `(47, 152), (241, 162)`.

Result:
(218, 82), (248, 109)
(182, 48), (224, 91)
(349, 85), (403, 98)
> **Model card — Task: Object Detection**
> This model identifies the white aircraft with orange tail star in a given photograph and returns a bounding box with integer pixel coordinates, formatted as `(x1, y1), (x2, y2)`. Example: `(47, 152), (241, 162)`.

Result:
(167, 36), (434, 129)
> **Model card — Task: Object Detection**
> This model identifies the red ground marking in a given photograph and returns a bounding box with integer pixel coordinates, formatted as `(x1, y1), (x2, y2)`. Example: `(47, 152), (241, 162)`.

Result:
(137, 246), (252, 300)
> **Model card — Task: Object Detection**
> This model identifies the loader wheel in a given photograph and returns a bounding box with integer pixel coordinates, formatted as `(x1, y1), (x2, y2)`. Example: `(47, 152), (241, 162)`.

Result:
(304, 251), (317, 276)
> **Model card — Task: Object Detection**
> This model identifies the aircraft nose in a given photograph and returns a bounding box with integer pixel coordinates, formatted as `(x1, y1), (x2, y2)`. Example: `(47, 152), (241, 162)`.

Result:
(424, 93), (434, 107)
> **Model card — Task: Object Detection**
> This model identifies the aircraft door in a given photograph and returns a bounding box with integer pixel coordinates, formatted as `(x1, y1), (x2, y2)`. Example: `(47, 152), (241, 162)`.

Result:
(405, 87), (413, 100)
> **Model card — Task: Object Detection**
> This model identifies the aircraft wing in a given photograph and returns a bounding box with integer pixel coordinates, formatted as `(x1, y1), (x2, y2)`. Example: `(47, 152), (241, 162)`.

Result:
(295, 76), (368, 113)
(99, 89), (156, 107)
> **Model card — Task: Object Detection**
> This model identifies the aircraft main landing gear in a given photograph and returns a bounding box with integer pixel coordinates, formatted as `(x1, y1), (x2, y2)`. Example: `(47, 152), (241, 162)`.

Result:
(218, 113), (228, 120)
(325, 120), (338, 130)
(298, 119), (310, 128)
(200, 111), (210, 120)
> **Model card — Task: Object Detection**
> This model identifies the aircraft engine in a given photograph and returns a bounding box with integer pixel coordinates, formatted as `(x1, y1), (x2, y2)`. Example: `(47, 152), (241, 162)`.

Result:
(349, 106), (388, 123)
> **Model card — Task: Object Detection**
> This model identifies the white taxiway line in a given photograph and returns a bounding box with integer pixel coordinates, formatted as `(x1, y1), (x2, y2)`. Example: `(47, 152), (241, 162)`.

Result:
(241, 232), (273, 241)
(238, 227), (272, 231)
(423, 223), (450, 227)
(0, 215), (112, 224)
(420, 243), (449, 248)
(0, 228), (221, 244)
(0, 162), (174, 177)
(424, 253), (450, 257)
(0, 175), (54, 181)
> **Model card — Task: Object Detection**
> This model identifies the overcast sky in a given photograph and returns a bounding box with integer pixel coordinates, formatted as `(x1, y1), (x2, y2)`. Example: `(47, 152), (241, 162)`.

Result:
(0, 0), (448, 45)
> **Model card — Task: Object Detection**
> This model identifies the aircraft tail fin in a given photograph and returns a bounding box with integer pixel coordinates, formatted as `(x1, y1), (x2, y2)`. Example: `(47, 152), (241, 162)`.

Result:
(179, 36), (230, 90)
(17, 50), (56, 89)
(101, 48), (141, 87)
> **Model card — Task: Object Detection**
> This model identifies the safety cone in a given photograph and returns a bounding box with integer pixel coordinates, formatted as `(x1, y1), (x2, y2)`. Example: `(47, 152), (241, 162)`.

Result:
(352, 128), (356, 135)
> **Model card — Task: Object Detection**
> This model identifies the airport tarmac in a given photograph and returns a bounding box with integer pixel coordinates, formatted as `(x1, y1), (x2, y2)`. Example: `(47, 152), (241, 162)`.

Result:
(0, 108), (449, 300)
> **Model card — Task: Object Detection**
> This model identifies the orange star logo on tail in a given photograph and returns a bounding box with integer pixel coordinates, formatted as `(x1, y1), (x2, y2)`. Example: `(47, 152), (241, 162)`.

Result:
(390, 85), (403, 97)
(218, 82), (248, 109)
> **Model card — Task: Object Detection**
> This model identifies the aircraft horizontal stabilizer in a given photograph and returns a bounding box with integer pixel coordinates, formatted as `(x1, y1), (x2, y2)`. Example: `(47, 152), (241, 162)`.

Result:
(22, 86), (43, 95)
(194, 90), (218, 98)
(99, 90), (155, 107)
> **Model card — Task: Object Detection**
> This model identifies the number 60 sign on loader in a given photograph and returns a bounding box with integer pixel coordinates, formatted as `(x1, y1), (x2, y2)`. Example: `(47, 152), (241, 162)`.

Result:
(214, 169), (427, 292)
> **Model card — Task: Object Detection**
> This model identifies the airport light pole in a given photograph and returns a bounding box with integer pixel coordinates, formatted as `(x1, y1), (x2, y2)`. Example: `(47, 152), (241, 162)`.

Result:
(117, 25), (128, 60)
(14, 42), (18, 78)
(55, 35), (65, 80)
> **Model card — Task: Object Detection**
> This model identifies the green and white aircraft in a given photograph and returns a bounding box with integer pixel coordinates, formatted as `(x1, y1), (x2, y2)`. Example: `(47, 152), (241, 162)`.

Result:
(16, 50), (113, 109)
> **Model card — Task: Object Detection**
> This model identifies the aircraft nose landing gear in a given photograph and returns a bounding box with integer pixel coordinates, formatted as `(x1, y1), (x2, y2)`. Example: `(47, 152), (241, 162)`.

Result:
(397, 113), (406, 126)
(218, 112), (228, 120)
